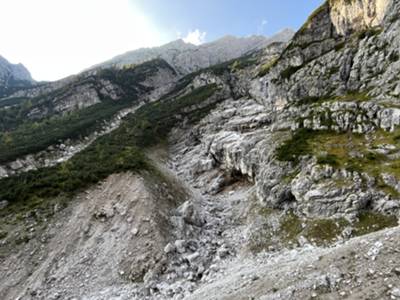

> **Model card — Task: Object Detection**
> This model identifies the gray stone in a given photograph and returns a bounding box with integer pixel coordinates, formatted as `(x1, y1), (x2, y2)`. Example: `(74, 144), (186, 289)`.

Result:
(164, 243), (176, 254)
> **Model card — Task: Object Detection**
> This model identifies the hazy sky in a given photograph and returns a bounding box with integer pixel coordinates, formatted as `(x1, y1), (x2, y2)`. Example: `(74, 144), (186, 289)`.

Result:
(0, 0), (323, 81)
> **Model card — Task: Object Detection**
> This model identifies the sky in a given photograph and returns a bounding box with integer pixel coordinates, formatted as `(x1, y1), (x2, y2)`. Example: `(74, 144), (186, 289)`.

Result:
(0, 0), (323, 81)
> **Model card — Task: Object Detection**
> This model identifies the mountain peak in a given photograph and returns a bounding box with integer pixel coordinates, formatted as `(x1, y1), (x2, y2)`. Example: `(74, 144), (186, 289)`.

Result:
(0, 55), (34, 84)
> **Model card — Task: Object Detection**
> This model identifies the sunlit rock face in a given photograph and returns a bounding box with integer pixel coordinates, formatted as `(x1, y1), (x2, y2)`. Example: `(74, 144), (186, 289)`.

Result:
(329, 0), (391, 35)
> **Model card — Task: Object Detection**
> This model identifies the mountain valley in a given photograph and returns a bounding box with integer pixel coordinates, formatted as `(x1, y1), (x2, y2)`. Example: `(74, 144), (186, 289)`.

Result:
(1, 1), (400, 299)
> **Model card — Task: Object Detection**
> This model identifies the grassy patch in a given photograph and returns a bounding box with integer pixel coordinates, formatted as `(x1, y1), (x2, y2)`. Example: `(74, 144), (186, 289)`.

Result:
(280, 211), (303, 242)
(277, 210), (397, 247)
(275, 129), (319, 163)
(334, 91), (371, 102)
(279, 211), (397, 246)
(279, 212), (349, 246)
(258, 57), (278, 77)
(231, 54), (259, 71)
(303, 218), (348, 245)
(353, 212), (398, 236)
(127, 84), (218, 147)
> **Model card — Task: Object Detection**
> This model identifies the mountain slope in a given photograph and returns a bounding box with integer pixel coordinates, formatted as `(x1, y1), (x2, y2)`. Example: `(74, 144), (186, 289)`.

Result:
(90, 29), (294, 75)
(0, 59), (178, 171)
(1, 1), (400, 299)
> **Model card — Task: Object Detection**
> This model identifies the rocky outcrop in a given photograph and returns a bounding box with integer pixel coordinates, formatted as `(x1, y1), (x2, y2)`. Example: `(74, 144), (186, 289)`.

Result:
(26, 79), (120, 118)
(329, 0), (392, 35)
(253, 0), (399, 109)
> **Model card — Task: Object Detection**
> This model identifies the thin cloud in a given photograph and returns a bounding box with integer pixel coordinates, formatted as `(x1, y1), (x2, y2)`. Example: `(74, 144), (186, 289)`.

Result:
(257, 19), (268, 34)
(183, 29), (207, 45)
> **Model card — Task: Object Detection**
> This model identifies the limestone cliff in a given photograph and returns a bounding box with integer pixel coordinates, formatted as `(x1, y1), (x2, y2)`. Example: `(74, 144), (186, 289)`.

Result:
(329, 0), (392, 35)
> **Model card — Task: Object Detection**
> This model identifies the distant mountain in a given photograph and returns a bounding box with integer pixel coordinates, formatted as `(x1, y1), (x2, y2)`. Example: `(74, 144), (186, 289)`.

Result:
(90, 29), (295, 74)
(0, 55), (34, 97)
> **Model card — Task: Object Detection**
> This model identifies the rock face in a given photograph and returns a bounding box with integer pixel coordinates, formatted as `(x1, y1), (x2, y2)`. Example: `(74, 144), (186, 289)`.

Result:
(91, 30), (295, 75)
(329, 0), (392, 35)
(0, 55), (34, 97)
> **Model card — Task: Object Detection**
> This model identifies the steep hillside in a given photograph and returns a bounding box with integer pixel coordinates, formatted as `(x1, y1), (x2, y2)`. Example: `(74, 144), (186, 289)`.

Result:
(0, 59), (178, 181)
(1, 1), (400, 299)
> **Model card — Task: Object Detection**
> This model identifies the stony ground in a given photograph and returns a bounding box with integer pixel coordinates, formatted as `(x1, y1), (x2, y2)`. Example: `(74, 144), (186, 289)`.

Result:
(1, 138), (400, 299)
